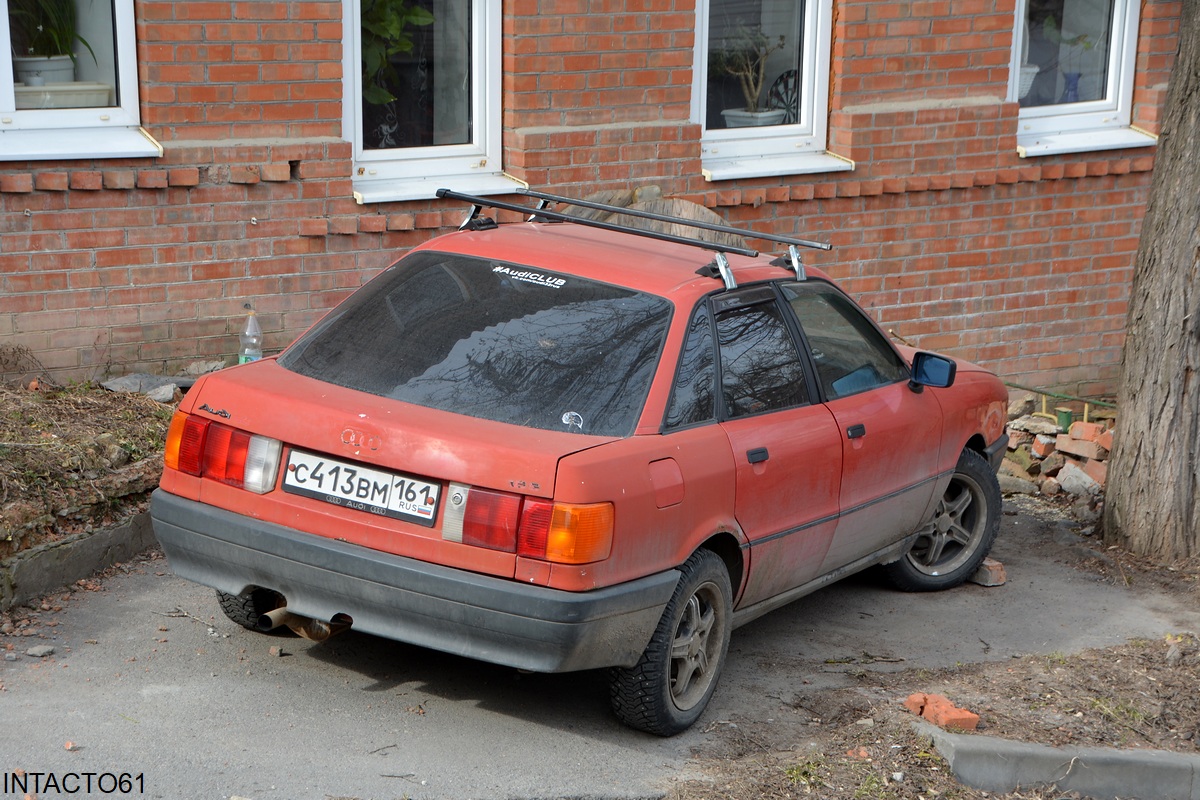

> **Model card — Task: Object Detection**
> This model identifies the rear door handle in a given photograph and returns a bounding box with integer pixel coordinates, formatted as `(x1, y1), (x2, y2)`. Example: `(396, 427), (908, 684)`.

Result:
(747, 447), (769, 464)
(846, 424), (866, 439)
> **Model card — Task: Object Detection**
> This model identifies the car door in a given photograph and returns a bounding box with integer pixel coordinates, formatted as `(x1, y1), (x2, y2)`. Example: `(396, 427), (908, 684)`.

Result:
(779, 281), (945, 574)
(689, 288), (844, 608)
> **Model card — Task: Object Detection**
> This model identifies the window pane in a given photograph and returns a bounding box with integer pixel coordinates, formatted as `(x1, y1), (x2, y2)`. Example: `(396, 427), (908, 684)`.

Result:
(665, 305), (716, 430)
(716, 301), (807, 418)
(8, 0), (116, 109)
(782, 283), (907, 400)
(361, 0), (472, 150)
(706, 0), (804, 129)
(1020, 0), (1114, 107)
(280, 253), (671, 438)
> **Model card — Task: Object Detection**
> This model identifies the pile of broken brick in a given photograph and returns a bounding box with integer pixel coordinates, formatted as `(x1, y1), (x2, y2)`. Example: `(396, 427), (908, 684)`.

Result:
(1000, 393), (1113, 526)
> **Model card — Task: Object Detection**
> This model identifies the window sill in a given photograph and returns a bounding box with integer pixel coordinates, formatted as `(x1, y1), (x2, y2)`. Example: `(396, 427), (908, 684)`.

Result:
(354, 172), (526, 204)
(701, 151), (854, 182)
(0, 126), (162, 161)
(1017, 127), (1157, 157)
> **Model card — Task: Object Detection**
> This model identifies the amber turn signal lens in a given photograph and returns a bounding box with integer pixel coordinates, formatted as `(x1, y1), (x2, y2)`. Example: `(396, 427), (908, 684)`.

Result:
(543, 502), (614, 564)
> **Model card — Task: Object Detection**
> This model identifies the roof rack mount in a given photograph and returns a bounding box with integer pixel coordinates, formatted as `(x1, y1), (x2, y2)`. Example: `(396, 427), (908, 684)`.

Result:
(435, 188), (832, 287)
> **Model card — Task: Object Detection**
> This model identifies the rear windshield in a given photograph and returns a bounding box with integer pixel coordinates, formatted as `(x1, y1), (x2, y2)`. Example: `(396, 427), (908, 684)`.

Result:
(279, 251), (672, 437)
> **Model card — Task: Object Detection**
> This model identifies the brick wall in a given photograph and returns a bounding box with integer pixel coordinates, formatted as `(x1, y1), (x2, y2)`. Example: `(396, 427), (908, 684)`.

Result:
(0, 0), (1183, 395)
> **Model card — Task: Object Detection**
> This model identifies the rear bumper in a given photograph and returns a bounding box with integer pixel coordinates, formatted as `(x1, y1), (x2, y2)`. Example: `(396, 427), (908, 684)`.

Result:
(150, 489), (678, 672)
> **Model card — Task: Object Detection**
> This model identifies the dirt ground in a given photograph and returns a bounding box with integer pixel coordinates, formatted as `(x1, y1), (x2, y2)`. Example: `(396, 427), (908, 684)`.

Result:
(666, 514), (1200, 800)
(3, 371), (1200, 800)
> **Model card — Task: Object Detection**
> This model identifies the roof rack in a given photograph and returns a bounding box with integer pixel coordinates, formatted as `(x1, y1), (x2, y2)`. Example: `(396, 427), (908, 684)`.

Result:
(435, 188), (832, 289)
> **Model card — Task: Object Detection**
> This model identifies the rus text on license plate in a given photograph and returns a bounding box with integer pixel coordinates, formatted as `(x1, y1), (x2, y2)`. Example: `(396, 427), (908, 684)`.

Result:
(282, 450), (439, 526)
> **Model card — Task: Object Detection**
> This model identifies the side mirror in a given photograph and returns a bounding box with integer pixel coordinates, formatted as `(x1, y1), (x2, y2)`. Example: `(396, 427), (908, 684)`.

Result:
(909, 352), (957, 392)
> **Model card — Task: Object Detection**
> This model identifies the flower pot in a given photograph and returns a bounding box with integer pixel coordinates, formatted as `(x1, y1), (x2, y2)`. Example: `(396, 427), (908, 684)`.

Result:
(721, 108), (788, 128)
(1059, 71), (1082, 104)
(13, 54), (75, 85)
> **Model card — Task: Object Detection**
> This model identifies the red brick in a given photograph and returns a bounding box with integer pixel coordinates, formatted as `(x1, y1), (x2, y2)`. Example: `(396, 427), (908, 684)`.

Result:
(1067, 421), (1105, 442)
(1031, 434), (1057, 458)
(1055, 434), (1109, 461)
(1082, 458), (1107, 486)
(137, 171), (170, 189)
(70, 172), (104, 190)
(229, 165), (261, 184)
(969, 557), (1007, 587)
(1, 174), (35, 193)
(102, 171), (137, 190)
(35, 172), (69, 191)
(298, 218), (329, 237)
(358, 215), (387, 233)
(1096, 428), (1114, 452)
(903, 693), (980, 731)
(168, 168), (202, 187)
(329, 216), (357, 235)
(387, 214), (415, 231)
(260, 163), (291, 182)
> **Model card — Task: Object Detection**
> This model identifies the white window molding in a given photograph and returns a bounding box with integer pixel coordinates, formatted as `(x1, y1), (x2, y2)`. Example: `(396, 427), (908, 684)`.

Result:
(1009, 0), (1154, 156)
(694, 0), (843, 179)
(1, 0), (157, 160)
(345, 0), (508, 203)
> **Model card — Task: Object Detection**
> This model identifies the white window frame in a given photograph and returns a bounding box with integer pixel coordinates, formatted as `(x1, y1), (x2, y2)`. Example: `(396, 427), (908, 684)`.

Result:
(693, 0), (850, 181)
(0, 0), (159, 160)
(345, 0), (515, 203)
(1009, 0), (1155, 156)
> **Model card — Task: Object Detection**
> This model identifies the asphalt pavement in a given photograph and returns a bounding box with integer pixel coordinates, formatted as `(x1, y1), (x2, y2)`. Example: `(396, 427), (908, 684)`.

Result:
(2, 495), (1199, 800)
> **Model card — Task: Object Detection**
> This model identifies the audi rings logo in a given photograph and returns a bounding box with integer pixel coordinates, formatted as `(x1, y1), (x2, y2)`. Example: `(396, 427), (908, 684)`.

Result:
(341, 427), (382, 451)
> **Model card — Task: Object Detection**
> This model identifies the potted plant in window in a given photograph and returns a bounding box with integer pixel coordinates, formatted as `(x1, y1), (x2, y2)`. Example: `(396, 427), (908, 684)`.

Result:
(360, 0), (435, 106)
(9, 0), (96, 85)
(712, 27), (788, 128)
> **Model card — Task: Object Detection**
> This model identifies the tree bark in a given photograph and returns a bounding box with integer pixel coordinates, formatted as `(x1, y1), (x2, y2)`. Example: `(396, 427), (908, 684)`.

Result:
(1102, 0), (1200, 560)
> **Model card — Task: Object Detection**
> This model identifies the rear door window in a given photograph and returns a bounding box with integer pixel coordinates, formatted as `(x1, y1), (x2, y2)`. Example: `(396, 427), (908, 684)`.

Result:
(280, 252), (672, 437)
(713, 290), (809, 418)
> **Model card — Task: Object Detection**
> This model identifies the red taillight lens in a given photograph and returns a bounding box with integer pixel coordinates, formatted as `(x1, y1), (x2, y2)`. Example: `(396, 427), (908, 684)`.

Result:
(164, 411), (280, 494)
(461, 488), (522, 552)
(202, 423), (253, 487)
(517, 499), (554, 557)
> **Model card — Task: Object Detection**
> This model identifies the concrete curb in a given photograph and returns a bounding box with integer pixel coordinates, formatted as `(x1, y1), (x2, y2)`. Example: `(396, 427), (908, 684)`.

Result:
(0, 512), (156, 611)
(914, 718), (1200, 800)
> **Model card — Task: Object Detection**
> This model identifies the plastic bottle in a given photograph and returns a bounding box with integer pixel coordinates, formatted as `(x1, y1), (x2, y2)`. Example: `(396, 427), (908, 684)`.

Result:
(238, 306), (263, 364)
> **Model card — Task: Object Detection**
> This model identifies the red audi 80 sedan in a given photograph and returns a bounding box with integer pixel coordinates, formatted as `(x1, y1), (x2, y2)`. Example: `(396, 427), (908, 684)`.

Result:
(151, 189), (1008, 735)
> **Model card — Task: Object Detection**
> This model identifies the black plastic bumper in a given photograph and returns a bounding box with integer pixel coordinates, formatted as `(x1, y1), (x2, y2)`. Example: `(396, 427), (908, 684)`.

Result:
(984, 433), (1009, 472)
(150, 489), (678, 672)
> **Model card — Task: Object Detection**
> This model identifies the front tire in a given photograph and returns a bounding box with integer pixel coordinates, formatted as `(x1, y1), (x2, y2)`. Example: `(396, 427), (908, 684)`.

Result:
(609, 549), (732, 736)
(882, 448), (1000, 592)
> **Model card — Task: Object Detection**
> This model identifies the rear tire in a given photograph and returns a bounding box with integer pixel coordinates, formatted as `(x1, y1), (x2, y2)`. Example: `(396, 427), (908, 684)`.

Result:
(882, 448), (1000, 592)
(216, 588), (285, 631)
(609, 549), (732, 736)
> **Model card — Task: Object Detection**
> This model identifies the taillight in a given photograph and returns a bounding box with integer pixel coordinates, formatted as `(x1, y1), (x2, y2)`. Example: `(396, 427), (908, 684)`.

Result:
(164, 411), (281, 494)
(443, 483), (613, 564)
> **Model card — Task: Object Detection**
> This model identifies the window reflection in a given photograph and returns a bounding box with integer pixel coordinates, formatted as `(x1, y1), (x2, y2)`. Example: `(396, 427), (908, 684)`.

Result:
(716, 302), (807, 417)
(1020, 0), (1114, 107)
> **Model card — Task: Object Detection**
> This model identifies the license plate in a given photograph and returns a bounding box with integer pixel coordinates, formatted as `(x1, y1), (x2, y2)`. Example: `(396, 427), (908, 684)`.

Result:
(282, 450), (440, 527)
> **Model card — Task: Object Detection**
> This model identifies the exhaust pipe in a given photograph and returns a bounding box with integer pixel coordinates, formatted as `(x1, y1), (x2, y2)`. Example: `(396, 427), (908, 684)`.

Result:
(257, 607), (352, 642)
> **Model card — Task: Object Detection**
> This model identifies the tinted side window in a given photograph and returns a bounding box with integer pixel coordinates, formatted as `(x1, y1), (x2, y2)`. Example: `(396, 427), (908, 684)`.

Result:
(279, 253), (671, 437)
(782, 282), (908, 400)
(716, 301), (808, 418)
(664, 305), (715, 430)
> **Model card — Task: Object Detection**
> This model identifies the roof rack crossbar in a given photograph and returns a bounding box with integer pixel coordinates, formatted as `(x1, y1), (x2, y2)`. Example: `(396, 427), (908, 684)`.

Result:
(436, 188), (760, 258)
(519, 188), (832, 252)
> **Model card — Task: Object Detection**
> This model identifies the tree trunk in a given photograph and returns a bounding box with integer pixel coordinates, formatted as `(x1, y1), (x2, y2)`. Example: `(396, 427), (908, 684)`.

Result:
(1102, 0), (1200, 560)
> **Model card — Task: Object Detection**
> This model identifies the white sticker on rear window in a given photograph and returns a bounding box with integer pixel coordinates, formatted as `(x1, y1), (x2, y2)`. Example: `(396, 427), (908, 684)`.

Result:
(492, 265), (567, 289)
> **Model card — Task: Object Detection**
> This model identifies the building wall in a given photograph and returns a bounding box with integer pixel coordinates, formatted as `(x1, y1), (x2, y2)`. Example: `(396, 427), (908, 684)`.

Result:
(0, 0), (1183, 395)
